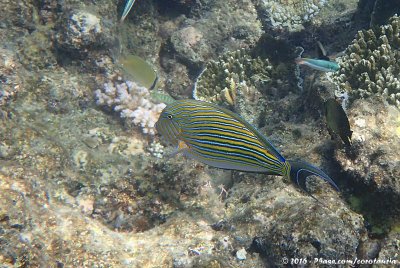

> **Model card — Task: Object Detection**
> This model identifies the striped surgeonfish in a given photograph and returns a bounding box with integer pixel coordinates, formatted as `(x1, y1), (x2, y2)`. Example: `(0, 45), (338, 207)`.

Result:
(155, 99), (339, 201)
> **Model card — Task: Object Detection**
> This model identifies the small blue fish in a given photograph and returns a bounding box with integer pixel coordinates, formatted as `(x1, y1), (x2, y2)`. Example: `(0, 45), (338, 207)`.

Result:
(296, 58), (339, 72)
(155, 100), (340, 202)
(120, 0), (137, 22)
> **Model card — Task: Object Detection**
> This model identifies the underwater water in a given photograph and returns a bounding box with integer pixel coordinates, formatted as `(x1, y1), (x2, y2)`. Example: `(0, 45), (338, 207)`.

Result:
(0, 0), (399, 267)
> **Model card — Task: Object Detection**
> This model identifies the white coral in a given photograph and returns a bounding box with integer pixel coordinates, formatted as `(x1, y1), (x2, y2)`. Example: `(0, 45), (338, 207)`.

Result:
(95, 81), (166, 135)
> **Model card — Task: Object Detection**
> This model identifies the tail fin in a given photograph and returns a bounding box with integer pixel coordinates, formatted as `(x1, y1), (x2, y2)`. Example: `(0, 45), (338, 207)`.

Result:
(295, 57), (304, 65)
(287, 160), (340, 204)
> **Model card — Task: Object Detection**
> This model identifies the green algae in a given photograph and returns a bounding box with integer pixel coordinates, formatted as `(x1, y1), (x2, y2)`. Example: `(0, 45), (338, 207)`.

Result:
(347, 195), (362, 212)
(346, 189), (400, 237)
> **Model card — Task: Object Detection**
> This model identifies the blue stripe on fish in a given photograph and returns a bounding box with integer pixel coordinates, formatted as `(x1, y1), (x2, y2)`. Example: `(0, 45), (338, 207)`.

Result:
(169, 104), (285, 161)
(183, 136), (278, 165)
(155, 99), (340, 202)
(183, 132), (266, 151)
(156, 100), (285, 173)
(184, 142), (280, 170)
(120, 0), (137, 22)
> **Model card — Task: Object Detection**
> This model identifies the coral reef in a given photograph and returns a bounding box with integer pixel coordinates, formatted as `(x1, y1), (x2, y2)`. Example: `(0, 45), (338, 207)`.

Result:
(0, 48), (24, 105)
(253, 0), (359, 32)
(17, 29), (57, 71)
(334, 96), (400, 236)
(253, 0), (328, 31)
(329, 15), (400, 108)
(193, 49), (271, 108)
(0, 143), (367, 267)
(95, 81), (166, 135)
(192, 46), (302, 125)
(335, 97), (400, 195)
(170, 0), (262, 69)
(224, 172), (366, 264)
(56, 10), (101, 50)
(378, 232), (400, 264)
(193, 48), (273, 126)
(1, 0), (399, 266)
(0, 0), (39, 40)
(55, 8), (118, 59)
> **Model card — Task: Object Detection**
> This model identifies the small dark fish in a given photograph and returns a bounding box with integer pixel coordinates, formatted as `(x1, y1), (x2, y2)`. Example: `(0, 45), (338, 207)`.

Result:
(324, 98), (352, 146)
(156, 99), (340, 203)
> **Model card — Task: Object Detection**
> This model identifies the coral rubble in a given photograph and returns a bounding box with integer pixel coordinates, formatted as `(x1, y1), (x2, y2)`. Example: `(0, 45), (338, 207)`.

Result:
(330, 15), (400, 108)
(95, 81), (166, 135)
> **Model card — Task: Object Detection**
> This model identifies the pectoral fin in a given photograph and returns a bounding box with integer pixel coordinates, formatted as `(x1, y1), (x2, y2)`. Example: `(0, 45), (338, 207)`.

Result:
(166, 140), (188, 161)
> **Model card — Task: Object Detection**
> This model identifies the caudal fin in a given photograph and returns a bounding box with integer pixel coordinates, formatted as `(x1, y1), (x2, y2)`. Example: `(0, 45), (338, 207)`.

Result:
(288, 160), (340, 204)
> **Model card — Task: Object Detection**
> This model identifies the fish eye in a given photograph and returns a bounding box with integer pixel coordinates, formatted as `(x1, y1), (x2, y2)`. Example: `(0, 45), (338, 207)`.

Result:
(167, 114), (173, 119)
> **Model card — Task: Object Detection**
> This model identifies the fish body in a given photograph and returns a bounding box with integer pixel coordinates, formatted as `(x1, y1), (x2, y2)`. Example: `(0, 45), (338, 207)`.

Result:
(150, 92), (176, 105)
(324, 98), (352, 146)
(120, 0), (137, 22)
(118, 55), (158, 90)
(156, 100), (339, 199)
(296, 58), (339, 72)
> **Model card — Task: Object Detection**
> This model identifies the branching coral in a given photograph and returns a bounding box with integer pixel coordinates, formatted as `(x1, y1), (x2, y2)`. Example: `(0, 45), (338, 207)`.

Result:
(330, 15), (400, 108)
(95, 81), (166, 135)
(193, 49), (271, 107)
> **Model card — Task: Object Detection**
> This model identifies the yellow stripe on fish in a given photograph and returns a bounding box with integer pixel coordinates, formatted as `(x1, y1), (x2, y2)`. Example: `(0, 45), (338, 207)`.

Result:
(155, 99), (340, 201)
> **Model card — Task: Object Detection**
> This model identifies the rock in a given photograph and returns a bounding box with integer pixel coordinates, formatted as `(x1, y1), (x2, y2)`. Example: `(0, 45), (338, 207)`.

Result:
(170, 0), (262, 69)
(335, 98), (400, 196)
(225, 176), (367, 264)
(0, 48), (24, 105)
(357, 239), (380, 260)
(236, 247), (247, 260)
(377, 232), (400, 265)
(55, 9), (117, 58)
(56, 10), (102, 49)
